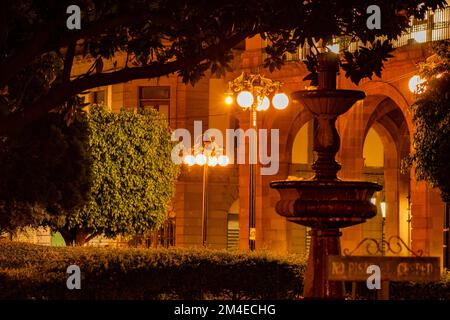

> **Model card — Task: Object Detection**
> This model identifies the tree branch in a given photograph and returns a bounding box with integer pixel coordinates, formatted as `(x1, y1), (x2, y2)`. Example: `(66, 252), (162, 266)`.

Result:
(0, 26), (55, 87)
(63, 43), (76, 83)
(0, 0), (63, 87)
(60, 12), (182, 48)
(84, 231), (101, 244)
(0, 33), (245, 135)
(0, 10), (181, 87)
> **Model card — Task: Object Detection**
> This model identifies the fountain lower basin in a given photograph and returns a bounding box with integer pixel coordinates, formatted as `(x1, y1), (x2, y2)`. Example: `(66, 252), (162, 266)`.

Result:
(270, 180), (382, 229)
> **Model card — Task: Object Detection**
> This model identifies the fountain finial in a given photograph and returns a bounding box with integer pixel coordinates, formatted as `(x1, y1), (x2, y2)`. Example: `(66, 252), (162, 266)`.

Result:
(317, 52), (339, 90)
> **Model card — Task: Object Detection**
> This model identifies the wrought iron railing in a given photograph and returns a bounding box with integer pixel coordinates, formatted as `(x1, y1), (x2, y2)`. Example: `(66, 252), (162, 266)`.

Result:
(283, 6), (450, 62)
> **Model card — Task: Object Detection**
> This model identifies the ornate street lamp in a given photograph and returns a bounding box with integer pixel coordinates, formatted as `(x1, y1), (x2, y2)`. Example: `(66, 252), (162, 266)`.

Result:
(183, 135), (229, 246)
(408, 75), (426, 94)
(225, 73), (289, 251)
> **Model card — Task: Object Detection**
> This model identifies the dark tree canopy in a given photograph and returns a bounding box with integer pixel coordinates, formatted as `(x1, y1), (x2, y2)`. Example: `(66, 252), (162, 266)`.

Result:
(0, 107), (180, 245)
(0, 110), (91, 232)
(406, 40), (450, 203)
(0, 0), (446, 135)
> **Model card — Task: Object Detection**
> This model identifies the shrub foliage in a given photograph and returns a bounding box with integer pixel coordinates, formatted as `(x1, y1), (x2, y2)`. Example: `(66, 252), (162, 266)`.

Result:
(0, 242), (305, 300)
(2, 242), (450, 300)
(405, 40), (450, 202)
(0, 107), (179, 245)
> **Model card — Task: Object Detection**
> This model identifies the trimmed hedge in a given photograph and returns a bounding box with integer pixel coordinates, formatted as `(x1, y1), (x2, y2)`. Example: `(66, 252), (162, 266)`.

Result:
(345, 278), (450, 300)
(391, 273), (450, 300)
(3, 242), (450, 300)
(0, 242), (305, 300)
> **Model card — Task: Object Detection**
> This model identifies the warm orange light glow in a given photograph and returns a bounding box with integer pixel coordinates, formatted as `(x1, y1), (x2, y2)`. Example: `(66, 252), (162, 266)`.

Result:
(218, 155), (229, 166)
(408, 75), (426, 93)
(272, 93), (289, 109)
(380, 201), (386, 219)
(412, 31), (426, 43)
(183, 155), (196, 166)
(208, 156), (218, 167)
(256, 96), (270, 111)
(328, 44), (340, 54)
(225, 95), (233, 105)
(195, 154), (207, 166)
(236, 91), (254, 108)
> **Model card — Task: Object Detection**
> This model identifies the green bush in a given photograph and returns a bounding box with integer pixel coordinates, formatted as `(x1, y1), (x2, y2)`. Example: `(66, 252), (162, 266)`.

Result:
(390, 273), (450, 300)
(4, 242), (450, 300)
(0, 242), (305, 300)
(0, 106), (180, 246)
(343, 277), (450, 300)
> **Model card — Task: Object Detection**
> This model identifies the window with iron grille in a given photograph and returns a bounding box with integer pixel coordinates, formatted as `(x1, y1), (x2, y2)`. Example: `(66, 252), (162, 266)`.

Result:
(143, 218), (176, 248)
(128, 218), (176, 248)
(139, 86), (170, 119)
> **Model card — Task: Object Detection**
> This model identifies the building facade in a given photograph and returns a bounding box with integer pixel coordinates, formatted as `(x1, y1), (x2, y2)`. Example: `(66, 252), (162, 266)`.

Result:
(172, 8), (450, 267)
(9, 6), (450, 270)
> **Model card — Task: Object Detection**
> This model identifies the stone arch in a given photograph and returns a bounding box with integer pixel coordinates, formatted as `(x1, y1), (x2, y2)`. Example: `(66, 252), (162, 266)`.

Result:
(363, 97), (411, 169)
(284, 110), (314, 167)
(359, 80), (414, 132)
(260, 102), (313, 177)
(339, 89), (411, 251)
(339, 80), (412, 176)
(370, 106), (411, 244)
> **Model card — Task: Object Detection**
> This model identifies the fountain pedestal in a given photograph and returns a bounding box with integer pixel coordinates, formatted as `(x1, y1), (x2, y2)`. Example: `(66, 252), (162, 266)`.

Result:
(270, 53), (382, 299)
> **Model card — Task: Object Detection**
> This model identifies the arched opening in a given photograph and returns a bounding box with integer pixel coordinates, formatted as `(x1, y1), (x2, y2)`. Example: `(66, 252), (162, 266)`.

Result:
(362, 97), (411, 250)
(287, 119), (315, 256)
(363, 128), (384, 167)
(362, 128), (385, 243)
(290, 119), (314, 178)
(339, 94), (412, 254)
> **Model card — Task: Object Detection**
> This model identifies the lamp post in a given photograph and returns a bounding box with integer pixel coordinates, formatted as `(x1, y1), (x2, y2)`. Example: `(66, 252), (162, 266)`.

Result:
(225, 73), (289, 251)
(183, 136), (229, 246)
(380, 200), (386, 255)
(371, 195), (386, 255)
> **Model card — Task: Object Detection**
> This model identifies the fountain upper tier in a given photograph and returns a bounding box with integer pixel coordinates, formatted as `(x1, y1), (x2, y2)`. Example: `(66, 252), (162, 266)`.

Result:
(292, 90), (366, 117)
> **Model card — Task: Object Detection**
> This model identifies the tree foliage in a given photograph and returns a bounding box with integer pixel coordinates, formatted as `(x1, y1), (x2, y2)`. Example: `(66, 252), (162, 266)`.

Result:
(0, 107), (179, 245)
(405, 40), (450, 202)
(0, 109), (91, 232)
(0, 0), (445, 135)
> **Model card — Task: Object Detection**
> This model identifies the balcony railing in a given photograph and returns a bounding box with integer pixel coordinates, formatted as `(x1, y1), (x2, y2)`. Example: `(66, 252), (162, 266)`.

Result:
(284, 6), (450, 61)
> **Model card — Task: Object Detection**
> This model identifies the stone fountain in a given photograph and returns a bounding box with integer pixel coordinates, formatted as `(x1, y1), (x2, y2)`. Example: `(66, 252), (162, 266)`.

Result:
(270, 52), (382, 299)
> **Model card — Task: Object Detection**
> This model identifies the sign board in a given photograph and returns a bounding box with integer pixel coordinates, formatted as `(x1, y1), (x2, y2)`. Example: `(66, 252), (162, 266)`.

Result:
(327, 255), (440, 282)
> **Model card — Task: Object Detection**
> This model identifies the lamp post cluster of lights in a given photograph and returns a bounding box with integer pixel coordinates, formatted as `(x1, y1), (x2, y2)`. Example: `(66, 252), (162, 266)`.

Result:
(183, 142), (229, 168)
(225, 73), (289, 113)
(225, 72), (289, 251)
(182, 136), (229, 246)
